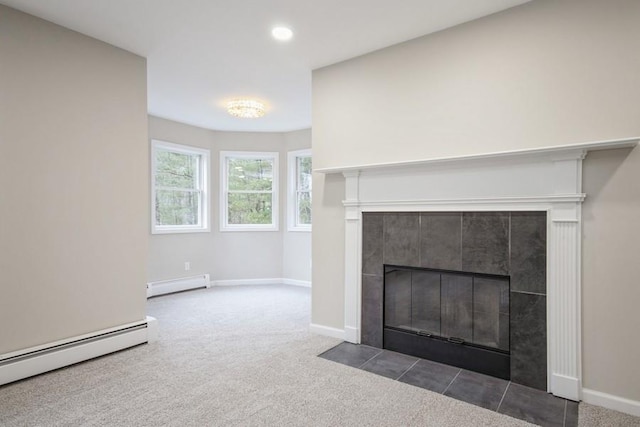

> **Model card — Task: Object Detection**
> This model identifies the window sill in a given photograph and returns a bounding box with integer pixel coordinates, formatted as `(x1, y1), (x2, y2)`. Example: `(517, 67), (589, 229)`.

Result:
(220, 224), (279, 232)
(152, 227), (210, 235)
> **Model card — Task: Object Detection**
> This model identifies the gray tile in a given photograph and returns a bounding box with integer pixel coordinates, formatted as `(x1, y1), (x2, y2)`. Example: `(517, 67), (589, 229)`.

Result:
(441, 274), (473, 342)
(565, 400), (579, 427)
(511, 292), (547, 391)
(462, 212), (510, 275)
(318, 342), (381, 368)
(362, 274), (383, 348)
(498, 383), (565, 427)
(443, 369), (509, 411)
(362, 213), (384, 276)
(420, 212), (462, 270)
(360, 350), (419, 380)
(398, 359), (460, 393)
(383, 213), (420, 267)
(510, 212), (547, 294)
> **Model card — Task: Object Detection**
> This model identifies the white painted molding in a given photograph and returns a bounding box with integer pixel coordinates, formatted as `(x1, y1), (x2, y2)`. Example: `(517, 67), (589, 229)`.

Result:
(0, 318), (155, 386)
(210, 278), (311, 287)
(282, 278), (312, 288)
(551, 374), (581, 402)
(211, 278), (283, 286)
(315, 137), (638, 174)
(343, 194), (586, 208)
(309, 323), (345, 340)
(582, 388), (640, 417)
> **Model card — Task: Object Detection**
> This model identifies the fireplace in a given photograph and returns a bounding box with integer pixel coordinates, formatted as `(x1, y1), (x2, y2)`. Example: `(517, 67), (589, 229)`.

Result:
(315, 138), (639, 401)
(383, 265), (510, 379)
(362, 210), (546, 389)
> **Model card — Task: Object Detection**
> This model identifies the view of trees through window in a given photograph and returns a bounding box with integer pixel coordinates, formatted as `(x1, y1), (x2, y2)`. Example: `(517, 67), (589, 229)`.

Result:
(155, 149), (201, 226)
(296, 156), (312, 225)
(227, 157), (274, 225)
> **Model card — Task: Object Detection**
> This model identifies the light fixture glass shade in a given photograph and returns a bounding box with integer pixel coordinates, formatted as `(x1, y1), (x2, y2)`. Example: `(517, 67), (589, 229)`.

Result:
(227, 99), (266, 118)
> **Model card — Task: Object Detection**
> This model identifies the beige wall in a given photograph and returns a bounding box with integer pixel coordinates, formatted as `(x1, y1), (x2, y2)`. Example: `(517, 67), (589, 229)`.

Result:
(582, 147), (640, 400)
(0, 6), (148, 353)
(312, 0), (640, 401)
(148, 117), (312, 283)
(283, 130), (313, 282)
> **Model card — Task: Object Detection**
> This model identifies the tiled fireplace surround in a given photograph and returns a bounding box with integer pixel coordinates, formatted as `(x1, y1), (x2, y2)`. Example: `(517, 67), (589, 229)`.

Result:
(361, 210), (547, 390)
(316, 139), (639, 402)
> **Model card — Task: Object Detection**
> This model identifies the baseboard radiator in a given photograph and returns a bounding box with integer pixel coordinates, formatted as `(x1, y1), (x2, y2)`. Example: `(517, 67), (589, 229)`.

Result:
(147, 274), (210, 298)
(0, 316), (157, 386)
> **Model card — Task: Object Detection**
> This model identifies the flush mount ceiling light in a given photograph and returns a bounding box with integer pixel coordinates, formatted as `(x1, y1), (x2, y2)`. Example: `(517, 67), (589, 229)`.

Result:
(271, 26), (293, 41)
(226, 99), (266, 119)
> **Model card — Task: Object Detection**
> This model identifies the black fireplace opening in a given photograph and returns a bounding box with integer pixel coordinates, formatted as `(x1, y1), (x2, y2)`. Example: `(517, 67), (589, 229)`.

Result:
(383, 264), (511, 380)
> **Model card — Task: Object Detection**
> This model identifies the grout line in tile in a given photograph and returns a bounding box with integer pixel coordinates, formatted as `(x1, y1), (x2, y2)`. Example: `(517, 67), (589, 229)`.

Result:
(441, 369), (462, 395)
(395, 359), (420, 382)
(496, 381), (511, 413)
(563, 399), (567, 427)
(357, 349), (383, 369)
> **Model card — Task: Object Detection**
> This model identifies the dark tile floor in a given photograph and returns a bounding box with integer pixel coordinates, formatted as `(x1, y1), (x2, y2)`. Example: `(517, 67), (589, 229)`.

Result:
(319, 342), (578, 427)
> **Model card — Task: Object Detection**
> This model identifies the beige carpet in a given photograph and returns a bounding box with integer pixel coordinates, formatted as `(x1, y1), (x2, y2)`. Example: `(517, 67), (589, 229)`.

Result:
(0, 285), (637, 426)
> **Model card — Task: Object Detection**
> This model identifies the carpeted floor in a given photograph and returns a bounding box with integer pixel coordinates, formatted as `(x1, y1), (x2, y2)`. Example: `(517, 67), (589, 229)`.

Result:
(0, 285), (638, 426)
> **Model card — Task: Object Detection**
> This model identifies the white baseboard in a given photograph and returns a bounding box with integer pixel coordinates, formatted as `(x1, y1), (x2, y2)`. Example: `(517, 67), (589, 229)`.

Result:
(344, 327), (360, 344)
(309, 323), (345, 340)
(582, 388), (640, 417)
(147, 274), (210, 298)
(282, 278), (312, 288)
(211, 278), (311, 287)
(211, 278), (282, 286)
(551, 373), (581, 401)
(0, 316), (157, 386)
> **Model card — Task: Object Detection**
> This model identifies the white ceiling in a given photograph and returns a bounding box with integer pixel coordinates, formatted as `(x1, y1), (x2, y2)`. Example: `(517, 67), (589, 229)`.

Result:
(2, 0), (530, 132)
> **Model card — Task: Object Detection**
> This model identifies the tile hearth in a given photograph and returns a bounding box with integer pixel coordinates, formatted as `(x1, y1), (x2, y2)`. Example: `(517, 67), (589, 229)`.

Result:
(319, 342), (578, 427)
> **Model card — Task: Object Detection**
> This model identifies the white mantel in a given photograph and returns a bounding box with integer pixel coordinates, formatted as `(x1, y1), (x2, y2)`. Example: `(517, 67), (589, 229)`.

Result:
(316, 137), (638, 402)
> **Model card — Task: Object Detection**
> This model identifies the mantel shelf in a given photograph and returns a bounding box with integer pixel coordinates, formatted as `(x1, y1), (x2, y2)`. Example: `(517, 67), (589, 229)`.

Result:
(314, 137), (639, 175)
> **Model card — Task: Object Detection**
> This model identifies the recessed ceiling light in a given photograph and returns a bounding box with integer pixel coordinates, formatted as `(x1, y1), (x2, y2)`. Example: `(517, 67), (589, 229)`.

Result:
(271, 26), (293, 41)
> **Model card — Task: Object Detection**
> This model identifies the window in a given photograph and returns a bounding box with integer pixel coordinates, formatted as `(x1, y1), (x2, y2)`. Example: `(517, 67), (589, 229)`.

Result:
(288, 149), (312, 231)
(220, 151), (279, 231)
(151, 140), (210, 234)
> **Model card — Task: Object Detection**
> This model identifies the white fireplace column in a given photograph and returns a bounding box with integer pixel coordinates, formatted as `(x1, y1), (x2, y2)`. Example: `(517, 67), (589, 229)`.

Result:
(547, 150), (586, 401)
(317, 138), (639, 402)
(342, 171), (362, 344)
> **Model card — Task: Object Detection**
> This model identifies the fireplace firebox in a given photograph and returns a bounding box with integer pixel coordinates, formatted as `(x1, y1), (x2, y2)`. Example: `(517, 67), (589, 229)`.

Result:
(383, 264), (511, 380)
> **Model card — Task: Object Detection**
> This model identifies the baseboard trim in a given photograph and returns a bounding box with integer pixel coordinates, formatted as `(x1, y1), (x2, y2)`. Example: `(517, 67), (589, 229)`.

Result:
(344, 326), (360, 344)
(211, 278), (282, 286)
(0, 316), (157, 386)
(211, 278), (311, 287)
(551, 373), (581, 401)
(309, 323), (345, 340)
(281, 278), (312, 288)
(582, 388), (640, 417)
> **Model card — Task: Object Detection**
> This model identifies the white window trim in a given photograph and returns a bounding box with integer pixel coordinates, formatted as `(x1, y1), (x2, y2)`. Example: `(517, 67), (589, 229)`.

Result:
(151, 139), (210, 234)
(220, 151), (279, 232)
(288, 149), (312, 232)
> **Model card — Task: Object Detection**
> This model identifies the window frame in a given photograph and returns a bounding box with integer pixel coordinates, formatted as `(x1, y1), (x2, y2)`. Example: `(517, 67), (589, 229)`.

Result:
(151, 139), (210, 234)
(287, 149), (312, 232)
(220, 151), (279, 232)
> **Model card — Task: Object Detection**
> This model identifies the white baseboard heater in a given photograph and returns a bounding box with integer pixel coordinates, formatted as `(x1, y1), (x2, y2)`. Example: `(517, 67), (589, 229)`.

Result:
(0, 316), (157, 386)
(147, 274), (211, 298)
